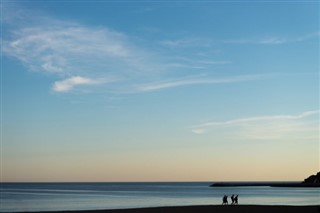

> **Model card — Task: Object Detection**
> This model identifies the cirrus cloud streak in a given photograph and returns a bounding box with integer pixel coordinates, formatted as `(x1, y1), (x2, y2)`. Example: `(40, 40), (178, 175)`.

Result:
(191, 110), (319, 141)
(136, 74), (262, 92)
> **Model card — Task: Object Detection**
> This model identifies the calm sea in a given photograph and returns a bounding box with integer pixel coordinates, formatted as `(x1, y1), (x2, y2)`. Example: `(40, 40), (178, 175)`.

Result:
(1, 182), (319, 212)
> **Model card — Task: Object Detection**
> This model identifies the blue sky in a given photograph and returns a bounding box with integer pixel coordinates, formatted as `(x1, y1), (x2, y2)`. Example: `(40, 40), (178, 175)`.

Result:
(1, 1), (319, 182)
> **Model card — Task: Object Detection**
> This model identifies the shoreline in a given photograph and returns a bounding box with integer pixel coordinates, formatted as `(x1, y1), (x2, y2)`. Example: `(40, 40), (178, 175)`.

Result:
(13, 205), (320, 213)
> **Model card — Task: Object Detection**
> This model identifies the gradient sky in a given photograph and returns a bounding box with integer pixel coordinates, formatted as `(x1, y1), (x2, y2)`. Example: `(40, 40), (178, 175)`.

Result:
(1, 1), (319, 182)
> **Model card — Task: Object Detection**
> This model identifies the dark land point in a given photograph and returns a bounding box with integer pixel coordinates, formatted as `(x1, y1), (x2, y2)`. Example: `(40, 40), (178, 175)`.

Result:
(210, 172), (320, 187)
(17, 205), (320, 213)
(210, 182), (320, 187)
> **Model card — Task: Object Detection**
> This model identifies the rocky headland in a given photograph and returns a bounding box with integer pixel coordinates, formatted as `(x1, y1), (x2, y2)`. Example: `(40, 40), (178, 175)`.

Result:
(303, 172), (320, 184)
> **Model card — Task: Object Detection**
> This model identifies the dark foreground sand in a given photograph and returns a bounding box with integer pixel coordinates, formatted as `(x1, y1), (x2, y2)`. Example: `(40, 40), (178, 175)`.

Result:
(22, 205), (320, 213)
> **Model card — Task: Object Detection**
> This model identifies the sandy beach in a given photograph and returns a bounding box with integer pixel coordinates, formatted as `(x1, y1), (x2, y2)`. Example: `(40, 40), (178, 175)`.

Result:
(20, 205), (320, 213)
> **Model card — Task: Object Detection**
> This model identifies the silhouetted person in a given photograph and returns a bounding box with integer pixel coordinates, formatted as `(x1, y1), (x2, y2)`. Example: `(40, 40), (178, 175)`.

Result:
(231, 194), (235, 204)
(234, 195), (238, 205)
(222, 195), (228, 205)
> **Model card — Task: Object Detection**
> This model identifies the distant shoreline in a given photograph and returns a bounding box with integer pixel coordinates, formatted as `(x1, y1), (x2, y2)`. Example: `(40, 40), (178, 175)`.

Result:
(12, 205), (320, 213)
(210, 182), (320, 187)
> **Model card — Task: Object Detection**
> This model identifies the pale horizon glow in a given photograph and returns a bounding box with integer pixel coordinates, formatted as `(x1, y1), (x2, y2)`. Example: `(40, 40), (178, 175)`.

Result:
(2, 1), (319, 182)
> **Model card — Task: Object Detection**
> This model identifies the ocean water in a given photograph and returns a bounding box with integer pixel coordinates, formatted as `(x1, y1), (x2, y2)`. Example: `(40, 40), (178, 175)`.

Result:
(1, 182), (319, 212)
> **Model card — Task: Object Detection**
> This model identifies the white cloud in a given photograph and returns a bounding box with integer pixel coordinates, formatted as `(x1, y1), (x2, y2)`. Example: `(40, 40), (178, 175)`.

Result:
(223, 32), (320, 45)
(161, 38), (213, 48)
(4, 25), (132, 73)
(4, 6), (308, 95)
(259, 37), (288, 45)
(52, 76), (105, 92)
(40, 55), (66, 72)
(193, 110), (319, 129)
(191, 128), (207, 134)
(239, 120), (319, 141)
(136, 74), (262, 92)
(161, 32), (319, 48)
(3, 21), (250, 94)
(191, 110), (320, 140)
(162, 58), (232, 71)
(3, 19), (162, 93)
(196, 60), (232, 65)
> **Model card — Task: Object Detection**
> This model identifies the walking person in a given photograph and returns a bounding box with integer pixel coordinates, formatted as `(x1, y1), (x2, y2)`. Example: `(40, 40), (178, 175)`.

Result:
(222, 195), (228, 205)
(231, 194), (235, 205)
(234, 195), (238, 205)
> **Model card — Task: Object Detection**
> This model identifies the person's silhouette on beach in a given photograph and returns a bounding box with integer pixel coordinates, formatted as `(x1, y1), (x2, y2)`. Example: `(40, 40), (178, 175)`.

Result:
(231, 194), (235, 205)
(222, 195), (228, 205)
(234, 195), (238, 205)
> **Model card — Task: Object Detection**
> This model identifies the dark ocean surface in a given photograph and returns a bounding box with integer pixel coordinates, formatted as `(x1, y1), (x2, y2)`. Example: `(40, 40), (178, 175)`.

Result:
(1, 182), (319, 212)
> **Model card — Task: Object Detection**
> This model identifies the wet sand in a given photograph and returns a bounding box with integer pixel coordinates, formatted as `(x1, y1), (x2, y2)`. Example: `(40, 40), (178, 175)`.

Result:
(20, 205), (320, 213)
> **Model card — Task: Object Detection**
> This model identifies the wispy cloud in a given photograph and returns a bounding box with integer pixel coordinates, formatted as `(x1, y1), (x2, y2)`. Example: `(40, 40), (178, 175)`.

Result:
(136, 74), (261, 92)
(162, 32), (319, 48)
(4, 25), (137, 73)
(52, 76), (106, 93)
(223, 32), (320, 45)
(191, 110), (319, 140)
(193, 110), (319, 129)
(4, 4), (313, 96)
(1, 11), (258, 95)
(163, 57), (232, 71)
(161, 38), (213, 48)
(3, 13), (159, 93)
